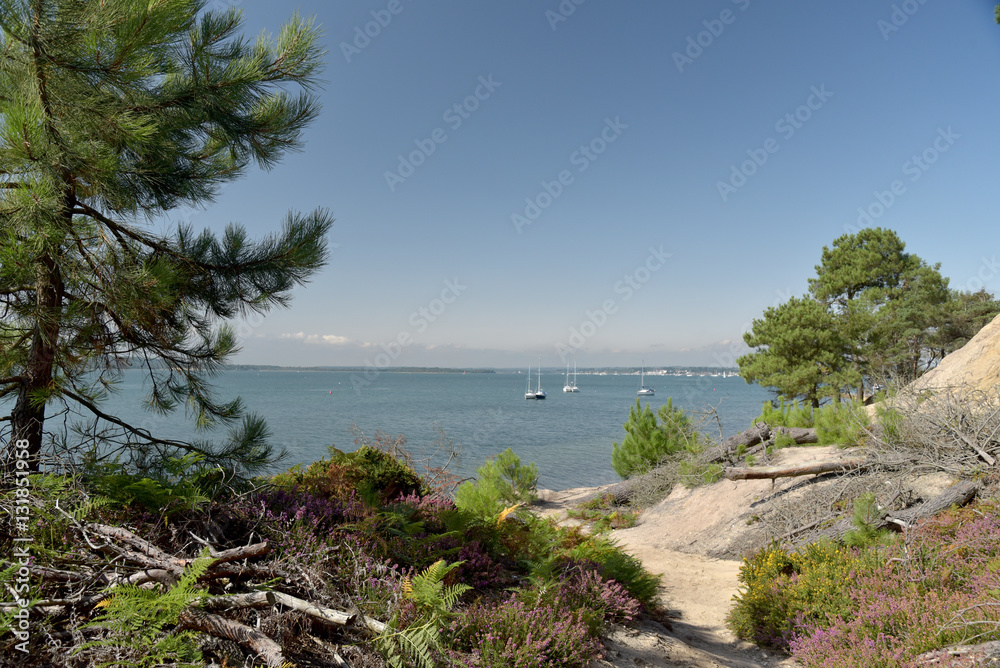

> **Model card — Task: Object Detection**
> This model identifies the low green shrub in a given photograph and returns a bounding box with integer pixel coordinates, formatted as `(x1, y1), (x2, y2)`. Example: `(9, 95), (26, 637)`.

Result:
(874, 403), (906, 445)
(814, 400), (870, 446)
(566, 494), (640, 532)
(81, 452), (213, 516)
(756, 399), (815, 429)
(728, 539), (879, 650)
(756, 398), (869, 446)
(272, 445), (424, 506)
(842, 492), (893, 548)
(564, 534), (661, 608)
(677, 459), (724, 486)
(453, 448), (538, 520)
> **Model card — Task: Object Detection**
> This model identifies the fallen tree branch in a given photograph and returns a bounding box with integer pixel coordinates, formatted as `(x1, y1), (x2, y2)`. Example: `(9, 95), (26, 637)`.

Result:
(177, 607), (286, 668)
(85, 523), (187, 573)
(916, 640), (1000, 665)
(725, 458), (867, 481)
(802, 480), (979, 545)
(705, 422), (772, 464)
(202, 591), (354, 627)
(773, 426), (820, 444)
(884, 480), (978, 528)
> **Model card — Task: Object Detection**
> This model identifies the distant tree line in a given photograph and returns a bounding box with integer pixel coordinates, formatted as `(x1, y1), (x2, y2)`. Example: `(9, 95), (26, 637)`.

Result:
(737, 228), (1000, 406)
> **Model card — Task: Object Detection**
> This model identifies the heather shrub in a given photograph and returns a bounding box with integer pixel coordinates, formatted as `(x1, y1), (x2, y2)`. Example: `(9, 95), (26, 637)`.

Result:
(564, 533), (661, 608)
(731, 502), (1000, 665)
(447, 595), (603, 668)
(552, 563), (641, 632)
(789, 502), (1000, 666)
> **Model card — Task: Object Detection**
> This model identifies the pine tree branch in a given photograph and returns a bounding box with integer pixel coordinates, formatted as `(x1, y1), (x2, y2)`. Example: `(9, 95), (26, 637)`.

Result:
(60, 387), (206, 452)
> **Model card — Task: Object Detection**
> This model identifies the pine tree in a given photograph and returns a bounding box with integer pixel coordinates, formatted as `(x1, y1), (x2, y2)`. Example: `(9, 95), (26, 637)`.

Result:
(0, 0), (331, 475)
(738, 296), (855, 408)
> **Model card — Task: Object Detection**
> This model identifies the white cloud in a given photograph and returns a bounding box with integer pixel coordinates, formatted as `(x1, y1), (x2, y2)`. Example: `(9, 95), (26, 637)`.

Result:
(278, 332), (351, 346)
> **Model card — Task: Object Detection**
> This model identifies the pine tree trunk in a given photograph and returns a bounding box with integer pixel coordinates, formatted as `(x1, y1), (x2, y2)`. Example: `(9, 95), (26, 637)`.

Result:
(9, 255), (62, 473)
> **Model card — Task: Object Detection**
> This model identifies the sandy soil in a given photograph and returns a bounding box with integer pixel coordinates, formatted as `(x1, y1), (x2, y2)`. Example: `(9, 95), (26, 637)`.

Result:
(531, 447), (867, 667)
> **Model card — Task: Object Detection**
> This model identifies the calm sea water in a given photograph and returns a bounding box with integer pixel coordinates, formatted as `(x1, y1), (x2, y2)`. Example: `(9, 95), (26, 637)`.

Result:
(86, 369), (772, 490)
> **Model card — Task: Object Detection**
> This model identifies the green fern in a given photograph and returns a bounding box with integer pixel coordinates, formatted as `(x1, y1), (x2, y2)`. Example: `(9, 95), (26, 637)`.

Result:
(76, 548), (212, 667)
(377, 559), (471, 668)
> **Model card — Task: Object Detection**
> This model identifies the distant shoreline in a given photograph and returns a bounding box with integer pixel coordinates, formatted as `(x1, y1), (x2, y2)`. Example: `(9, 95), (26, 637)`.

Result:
(220, 364), (739, 375)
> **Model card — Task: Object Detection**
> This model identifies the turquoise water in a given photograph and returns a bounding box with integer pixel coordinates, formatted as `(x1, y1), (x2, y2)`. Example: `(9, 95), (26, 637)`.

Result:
(91, 369), (772, 490)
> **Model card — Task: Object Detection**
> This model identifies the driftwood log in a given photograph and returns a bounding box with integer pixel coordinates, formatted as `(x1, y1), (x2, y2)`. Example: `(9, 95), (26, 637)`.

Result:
(725, 458), (867, 481)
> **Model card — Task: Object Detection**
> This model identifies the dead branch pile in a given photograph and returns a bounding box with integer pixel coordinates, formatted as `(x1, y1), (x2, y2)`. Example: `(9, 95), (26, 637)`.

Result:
(0, 491), (388, 668)
(725, 387), (1000, 556)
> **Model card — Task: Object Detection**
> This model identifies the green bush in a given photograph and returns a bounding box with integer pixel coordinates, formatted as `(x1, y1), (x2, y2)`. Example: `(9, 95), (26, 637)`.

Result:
(842, 493), (893, 548)
(756, 399), (815, 429)
(453, 448), (538, 519)
(814, 400), (870, 446)
(611, 399), (701, 478)
(273, 445), (424, 506)
(82, 452), (212, 516)
(727, 540), (879, 650)
(874, 403), (906, 445)
(332, 445), (425, 504)
(756, 398), (870, 446)
(564, 534), (661, 608)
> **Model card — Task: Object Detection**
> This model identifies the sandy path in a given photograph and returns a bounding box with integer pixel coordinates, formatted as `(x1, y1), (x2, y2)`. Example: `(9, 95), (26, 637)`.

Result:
(535, 469), (819, 667)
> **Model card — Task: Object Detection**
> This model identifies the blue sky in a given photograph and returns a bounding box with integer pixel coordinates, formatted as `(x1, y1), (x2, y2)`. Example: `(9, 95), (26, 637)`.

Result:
(183, 0), (1000, 369)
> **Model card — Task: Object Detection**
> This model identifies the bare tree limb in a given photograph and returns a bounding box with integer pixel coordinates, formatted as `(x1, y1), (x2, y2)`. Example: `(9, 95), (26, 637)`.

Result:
(177, 607), (286, 668)
(725, 458), (867, 480)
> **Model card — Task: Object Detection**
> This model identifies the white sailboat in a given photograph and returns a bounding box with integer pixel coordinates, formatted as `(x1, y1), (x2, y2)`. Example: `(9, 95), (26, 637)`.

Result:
(524, 366), (536, 400)
(563, 362), (579, 392)
(637, 362), (655, 396)
(535, 361), (546, 399)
